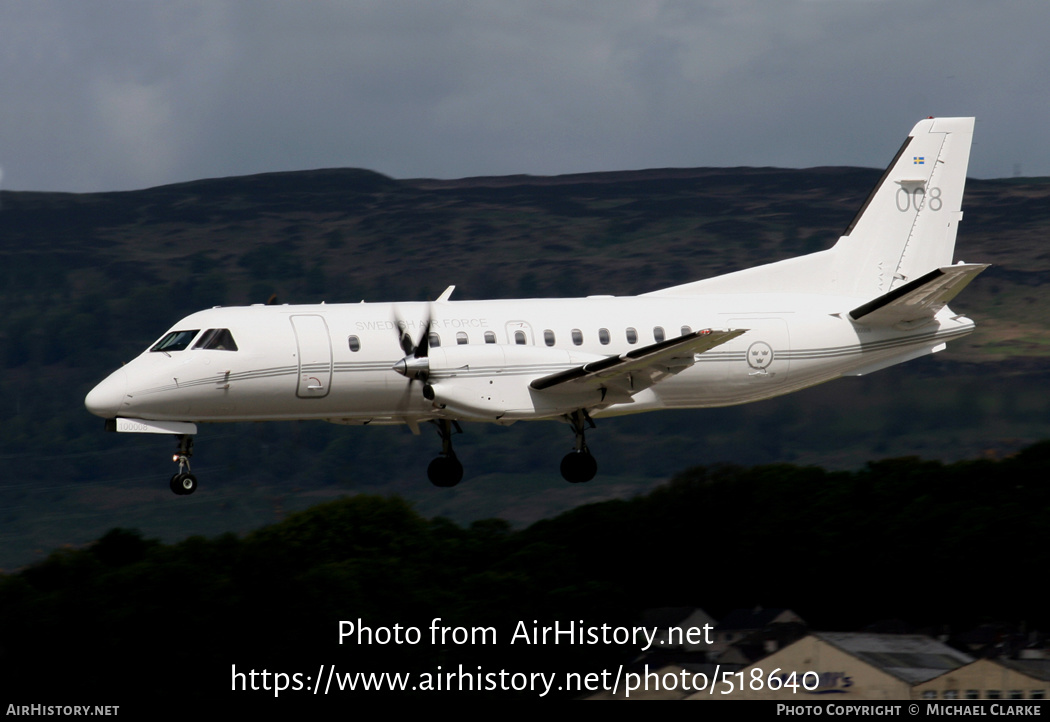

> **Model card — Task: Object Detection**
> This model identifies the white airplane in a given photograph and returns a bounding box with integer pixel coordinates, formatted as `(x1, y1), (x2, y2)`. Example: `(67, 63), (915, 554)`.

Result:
(86, 117), (986, 495)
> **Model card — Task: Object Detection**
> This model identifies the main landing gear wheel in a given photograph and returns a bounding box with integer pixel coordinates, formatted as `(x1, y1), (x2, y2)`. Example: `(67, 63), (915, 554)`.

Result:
(428, 453), (464, 488)
(170, 472), (198, 495)
(561, 409), (598, 483)
(560, 450), (597, 483)
(427, 419), (464, 487)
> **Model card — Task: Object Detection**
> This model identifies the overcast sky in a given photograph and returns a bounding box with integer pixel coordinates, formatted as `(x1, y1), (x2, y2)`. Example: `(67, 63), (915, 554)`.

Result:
(1, 0), (1047, 193)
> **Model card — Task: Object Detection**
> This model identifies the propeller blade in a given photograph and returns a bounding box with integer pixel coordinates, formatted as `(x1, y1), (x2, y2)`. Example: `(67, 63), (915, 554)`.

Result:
(399, 324), (415, 356)
(391, 304), (434, 400)
(415, 321), (431, 359)
(393, 306), (432, 358)
(392, 312), (415, 356)
(396, 375), (417, 412)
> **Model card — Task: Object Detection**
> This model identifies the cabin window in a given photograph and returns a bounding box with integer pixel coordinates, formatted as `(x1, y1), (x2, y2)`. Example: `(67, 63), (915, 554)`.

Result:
(571, 329), (583, 345)
(347, 335), (361, 352)
(456, 331), (468, 345)
(484, 331), (496, 344)
(598, 328), (610, 345)
(681, 325), (692, 336)
(625, 327), (638, 344)
(653, 326), (665, 343)
(429, 332), (441, 348)
(543, 329), (555, 346)
(151, 330), (200, 353)
(514, 330), (527, 345)
(193, 328), (239, 351)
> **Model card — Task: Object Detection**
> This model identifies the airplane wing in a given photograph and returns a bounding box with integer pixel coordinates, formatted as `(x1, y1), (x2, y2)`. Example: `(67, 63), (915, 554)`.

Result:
(530, 328), (746, 397)
(849, 263), (989, 326)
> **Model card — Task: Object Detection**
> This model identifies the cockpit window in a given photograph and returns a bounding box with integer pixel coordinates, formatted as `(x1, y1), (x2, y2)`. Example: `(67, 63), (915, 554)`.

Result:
(193, 328), (239, 351)
(151, 330), (200, 353)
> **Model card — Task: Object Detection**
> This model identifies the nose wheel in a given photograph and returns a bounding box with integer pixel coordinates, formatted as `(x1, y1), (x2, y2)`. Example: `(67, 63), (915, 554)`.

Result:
(170, 472), (198, 495)
(169, 434), (198, 496)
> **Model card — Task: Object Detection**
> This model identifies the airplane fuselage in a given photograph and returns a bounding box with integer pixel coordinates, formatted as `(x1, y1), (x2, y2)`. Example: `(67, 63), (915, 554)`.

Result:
(86, 293), (974, 426)
(84, 116), (985, 492)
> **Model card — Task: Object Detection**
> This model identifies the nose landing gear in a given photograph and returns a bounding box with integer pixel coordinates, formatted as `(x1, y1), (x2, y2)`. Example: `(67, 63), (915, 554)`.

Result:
(169, 434), (198, 496)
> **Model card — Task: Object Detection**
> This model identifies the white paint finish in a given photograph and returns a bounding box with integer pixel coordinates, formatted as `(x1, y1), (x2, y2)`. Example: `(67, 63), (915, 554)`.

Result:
(290, 314), (333, 399)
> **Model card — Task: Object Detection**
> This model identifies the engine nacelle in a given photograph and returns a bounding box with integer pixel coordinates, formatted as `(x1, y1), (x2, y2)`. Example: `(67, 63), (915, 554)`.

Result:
(426, 344), (604, 420)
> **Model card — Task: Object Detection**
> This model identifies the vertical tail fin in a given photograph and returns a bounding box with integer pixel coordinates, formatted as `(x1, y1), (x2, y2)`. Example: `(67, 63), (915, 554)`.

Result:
(646, 117), (976, 300)
(828, 117), (974, 298)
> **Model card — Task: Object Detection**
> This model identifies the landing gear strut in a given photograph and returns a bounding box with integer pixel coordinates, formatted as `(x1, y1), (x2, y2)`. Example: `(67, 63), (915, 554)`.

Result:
(169, 434), (198, 496)
(560, 410), (597, 483)
(427, 419), (463, 488)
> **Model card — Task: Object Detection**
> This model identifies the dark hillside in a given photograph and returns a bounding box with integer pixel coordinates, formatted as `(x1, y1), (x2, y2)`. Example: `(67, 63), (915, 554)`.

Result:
(2, 448), (1047, 702)
(0, 166), (1048, 570)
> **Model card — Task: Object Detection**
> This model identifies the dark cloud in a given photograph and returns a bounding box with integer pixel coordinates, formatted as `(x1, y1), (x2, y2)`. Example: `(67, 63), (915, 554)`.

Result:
(1, 0), (1047, 192)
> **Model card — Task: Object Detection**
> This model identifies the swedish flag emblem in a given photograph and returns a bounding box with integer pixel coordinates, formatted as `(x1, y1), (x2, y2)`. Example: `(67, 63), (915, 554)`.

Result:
(913, 156), (925, 164)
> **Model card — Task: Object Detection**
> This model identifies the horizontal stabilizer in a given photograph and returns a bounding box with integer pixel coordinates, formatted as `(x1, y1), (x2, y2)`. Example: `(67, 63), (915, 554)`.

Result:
(530, 328), (745, 393)
(849, 263), (989, 326)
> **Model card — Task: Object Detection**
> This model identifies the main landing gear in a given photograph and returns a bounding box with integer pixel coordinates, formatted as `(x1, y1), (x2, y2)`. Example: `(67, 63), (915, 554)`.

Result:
(423, 412), (598, 487)
(427, 419), (464, 488)
(560, 409), (597, 484)
(169, 434), (198, 496)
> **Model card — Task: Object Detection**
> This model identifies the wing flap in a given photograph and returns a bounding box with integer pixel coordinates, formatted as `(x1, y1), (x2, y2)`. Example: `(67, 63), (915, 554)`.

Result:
(849, 263), (988, 326)
(530, 328), (746, 393)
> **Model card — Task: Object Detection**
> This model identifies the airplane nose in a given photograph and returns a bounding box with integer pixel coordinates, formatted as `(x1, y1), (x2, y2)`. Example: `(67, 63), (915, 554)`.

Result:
(85, 368), (128, 418)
